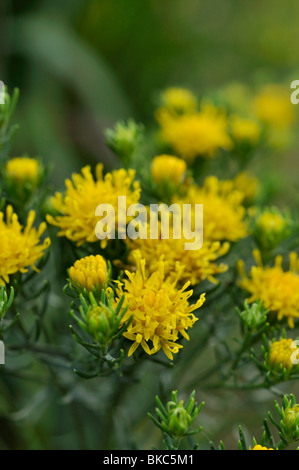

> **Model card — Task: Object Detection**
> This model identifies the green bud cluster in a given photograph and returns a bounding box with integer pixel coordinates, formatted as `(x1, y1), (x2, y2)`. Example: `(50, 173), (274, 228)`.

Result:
(148, 390), (204, 443)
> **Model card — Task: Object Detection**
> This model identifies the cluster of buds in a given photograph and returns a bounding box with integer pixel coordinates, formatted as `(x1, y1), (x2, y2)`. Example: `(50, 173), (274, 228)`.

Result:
(236, 300), (268, 332)
(70, 287), (130, 354)
(105, 119), (144, 165)
(148, 390), (204, 444)
(268, 394), (299, 446)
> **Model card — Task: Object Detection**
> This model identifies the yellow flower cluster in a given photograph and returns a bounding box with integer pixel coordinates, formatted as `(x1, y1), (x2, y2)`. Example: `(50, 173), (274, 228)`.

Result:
(156, 104), (232, 162)
(151, 154), (187, 186)
(232, 172), (259, 205)
(159, 87), (198, 115)
(5, 157), (40, 184)
(269, 338), (298, 371)
(0, 205), (50, 285)
(252, 84), (295, 130)
(238, 250), (299, 328)
(69, 254), (108, 292)
(229, 116), (261, 145)
(127, 235), (229, 286)
(46, 164), (141, 246)
(175, 176), (248, 242)
(115, 253), (206, 360)
(256, 211), (287, 235)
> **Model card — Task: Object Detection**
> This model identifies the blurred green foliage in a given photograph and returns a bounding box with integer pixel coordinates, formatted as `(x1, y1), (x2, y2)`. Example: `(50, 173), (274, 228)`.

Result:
(1, 0), (299, 450)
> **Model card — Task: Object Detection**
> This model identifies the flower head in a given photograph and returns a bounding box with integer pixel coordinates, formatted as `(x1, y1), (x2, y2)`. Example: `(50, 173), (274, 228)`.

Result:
(46, 164), (141, 247)
(5, 157), (40, 184)
(159, 87), (198, 115)
(175, 176), (248, 242)
(0, 205), (50, 285)
(151, 154), (187, 187)
(126, 236), (229, 287)
(69, 255), (109, 293)
(230, 116), (261, 145)
(252, 208), (291, 251)
(252, 84), (295, 130)
(232, 172), (259, 205)
(156, 104), (232, 162)
(115, 252), (206, 360)
(238, 250), (299, 328)
(269, 338), (299, 371)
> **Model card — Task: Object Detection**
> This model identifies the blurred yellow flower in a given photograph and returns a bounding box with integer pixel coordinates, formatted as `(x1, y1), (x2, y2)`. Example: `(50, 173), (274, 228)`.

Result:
(46, 164), (141, 246)
(151, 154), (187, 186)
(159, 87), (198, 114)
(156, 104), (232, 162)
(69, 254), (108, 292)
(115, 252), (206, 360)
(5, 157), (40, 184)
(232, 172), (259, 204)
(230, 116), (261, 145)
(0, 205), (50, 285)
(238, 250), (299, 328)
(256, 211), (286, 234)
(252, 84), (295, 130)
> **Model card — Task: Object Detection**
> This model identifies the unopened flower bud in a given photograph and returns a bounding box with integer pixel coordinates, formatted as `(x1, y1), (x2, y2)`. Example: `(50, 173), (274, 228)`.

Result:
(167, 406), (191, 438)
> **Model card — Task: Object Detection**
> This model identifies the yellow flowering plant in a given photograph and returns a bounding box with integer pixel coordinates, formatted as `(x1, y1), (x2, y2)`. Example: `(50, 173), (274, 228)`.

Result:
(1, 81), (299, 452)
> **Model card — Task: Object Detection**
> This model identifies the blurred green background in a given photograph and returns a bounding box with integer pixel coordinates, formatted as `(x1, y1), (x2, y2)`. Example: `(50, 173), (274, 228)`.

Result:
(1, 0), (299, 187)
(1, 0), (299, 450)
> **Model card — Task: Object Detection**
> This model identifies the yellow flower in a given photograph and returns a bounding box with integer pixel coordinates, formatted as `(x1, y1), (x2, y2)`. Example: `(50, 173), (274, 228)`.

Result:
(115, 252), (206, 360)
(251, 445), (274, 450)
(5, 157), (40, 184)
(252, 84), (295, 130)
(151, 154), (187, 186)
(230, 116), (261, 145)
(46, 164), (141, 246)
(0, 205), (50, 285)
(269, 338), (298, 371)
(251, 209), (290, 251)
(232, 172), (259, 205)
(175, 176), (248, 242)
(256, 211), (287, 235)
(126, 236), (229, 286)
(285, 404), (299, 426)
(159, 87), (198, 115)
(69, 255), (108, 292)
(156, 104), (232, 162)
(238, 250), (299, 328)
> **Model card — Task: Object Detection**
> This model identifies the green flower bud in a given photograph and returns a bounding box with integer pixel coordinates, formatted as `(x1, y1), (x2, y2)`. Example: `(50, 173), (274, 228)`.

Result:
(87, 305), (114, 344)
(236, 301), (268, 332)
(105, 119), (144, 163)
(168, 405), (191, 438)
(282, 404), (299, 442)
